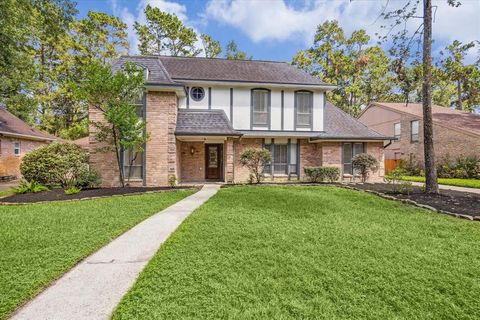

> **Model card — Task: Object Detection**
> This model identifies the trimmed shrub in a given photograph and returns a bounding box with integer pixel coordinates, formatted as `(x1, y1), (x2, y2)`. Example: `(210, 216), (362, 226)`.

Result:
(239, 148), (272, 184)
(304, 166), (340, 183)
(20, 142), (101, 188)
(352, 153), (379, 182)
(398, 159), (422, 176)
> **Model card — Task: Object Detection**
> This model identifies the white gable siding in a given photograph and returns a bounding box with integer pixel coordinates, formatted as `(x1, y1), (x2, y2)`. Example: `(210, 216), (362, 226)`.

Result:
(178, 84), (325, 132)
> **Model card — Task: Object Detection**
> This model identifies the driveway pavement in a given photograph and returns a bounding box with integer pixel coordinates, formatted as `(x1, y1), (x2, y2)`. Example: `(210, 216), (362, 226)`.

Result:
(12, 184), (220, 320)
(409, 181), (480, 195)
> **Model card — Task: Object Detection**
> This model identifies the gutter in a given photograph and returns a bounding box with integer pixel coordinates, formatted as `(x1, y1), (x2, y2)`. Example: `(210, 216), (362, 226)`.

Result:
(0, 131), (57, 142)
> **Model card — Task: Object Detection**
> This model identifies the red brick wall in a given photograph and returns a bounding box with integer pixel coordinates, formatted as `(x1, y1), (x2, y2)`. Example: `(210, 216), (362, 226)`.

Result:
(225, 138), (234, 183)
(233, 138), (263, 183)
(145, 92), (177, 186)
(0, 137), (48, 177)
(299, 139), (322, 180)
(178, 141), (205, 182)
(89, 105), (121, 187)
(89, 91), (178, 187)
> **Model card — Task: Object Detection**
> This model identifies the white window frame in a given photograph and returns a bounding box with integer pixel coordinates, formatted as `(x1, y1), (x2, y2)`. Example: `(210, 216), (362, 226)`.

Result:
(251, 89), (270, 127)
(295, 91), (313, 128)
(411, 120), (419, 142)
(394, 122), (401, 140)
(14, 142), (21, 156)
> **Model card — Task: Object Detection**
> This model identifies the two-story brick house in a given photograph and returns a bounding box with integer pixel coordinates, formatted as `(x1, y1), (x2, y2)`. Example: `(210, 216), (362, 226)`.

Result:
(358, 102), (480, 166)
(89, 56), (391, 186)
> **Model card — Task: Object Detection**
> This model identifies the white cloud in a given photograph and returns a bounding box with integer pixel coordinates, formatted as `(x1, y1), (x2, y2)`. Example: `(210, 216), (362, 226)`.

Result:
(204, 0), (479, 59)
(110, 0), (196, 54)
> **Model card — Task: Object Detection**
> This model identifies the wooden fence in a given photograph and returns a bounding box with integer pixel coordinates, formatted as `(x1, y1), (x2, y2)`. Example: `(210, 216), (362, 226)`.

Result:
(384, 159), (400, 174)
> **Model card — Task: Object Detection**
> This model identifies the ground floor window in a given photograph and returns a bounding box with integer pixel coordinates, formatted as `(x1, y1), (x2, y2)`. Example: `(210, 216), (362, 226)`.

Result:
(264, 138), (298, 175)
(342, 142), (365, 175)
(14, 142), (20, 156)
(123, 149), (143, 180)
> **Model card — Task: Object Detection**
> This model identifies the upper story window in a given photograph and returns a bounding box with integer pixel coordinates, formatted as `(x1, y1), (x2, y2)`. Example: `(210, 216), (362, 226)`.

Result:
(14, 142), (21, 156)
(133, 94), (144, 119)
(190, 87), (205, 101)
(295, 91), (313, 127)
(411, 120), (419, 142)
(394, 122), (401, 140)
(252, 89), (270, 126)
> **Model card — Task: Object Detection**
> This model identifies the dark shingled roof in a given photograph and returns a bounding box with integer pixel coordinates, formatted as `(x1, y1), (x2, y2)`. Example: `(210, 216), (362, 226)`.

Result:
(367, 102), (480, 137)
(0, 108), (58, 141)
(175, 109), (241, 136)
(112, 56), (180, 86)
(315, 103), (389, 140)
(159, 56), (331, 86)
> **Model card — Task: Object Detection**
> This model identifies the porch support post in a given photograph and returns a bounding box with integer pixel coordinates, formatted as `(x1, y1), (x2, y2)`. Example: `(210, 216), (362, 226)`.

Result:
(271, 138), (275, 180)
(287, 138), (291, 180)
(225, 138), (234, 183)
(297, 139), (301, 180)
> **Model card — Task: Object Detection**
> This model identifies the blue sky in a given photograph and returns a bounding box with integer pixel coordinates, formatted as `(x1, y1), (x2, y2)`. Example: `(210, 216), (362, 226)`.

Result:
(76, 0), (480, 63)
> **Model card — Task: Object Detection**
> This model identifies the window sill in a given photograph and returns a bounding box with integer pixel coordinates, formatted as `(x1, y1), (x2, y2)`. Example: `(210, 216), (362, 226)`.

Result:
(125, 178), (143, 182)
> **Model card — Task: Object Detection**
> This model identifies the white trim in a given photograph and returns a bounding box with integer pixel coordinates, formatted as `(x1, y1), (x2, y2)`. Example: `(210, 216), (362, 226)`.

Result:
(172, 80), (336, 91)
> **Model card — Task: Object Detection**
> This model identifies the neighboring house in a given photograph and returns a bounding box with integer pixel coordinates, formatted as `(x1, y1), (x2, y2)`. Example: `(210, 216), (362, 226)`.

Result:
(0, 107), (58, 178)
(73, 136), (89, 149)
(358, 102), (480, 167)
(89, 56), (392, 187)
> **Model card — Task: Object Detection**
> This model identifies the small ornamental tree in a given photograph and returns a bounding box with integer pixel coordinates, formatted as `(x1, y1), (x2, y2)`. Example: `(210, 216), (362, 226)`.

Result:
(352, 153), (379, 182)
(79, 62), (148, 187)
(239, 148), (272, 184)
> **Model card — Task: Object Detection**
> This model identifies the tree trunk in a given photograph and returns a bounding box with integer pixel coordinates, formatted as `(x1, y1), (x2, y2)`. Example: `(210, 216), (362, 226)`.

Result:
(456, 79), (462, 110)
(112, 128), (125, 187)
(422, 0), (438, 194)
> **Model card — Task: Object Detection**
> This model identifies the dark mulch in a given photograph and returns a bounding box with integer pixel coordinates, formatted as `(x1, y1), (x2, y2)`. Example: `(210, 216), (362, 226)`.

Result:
(350, 183), (480, 217)
(0, 186), (195, 204)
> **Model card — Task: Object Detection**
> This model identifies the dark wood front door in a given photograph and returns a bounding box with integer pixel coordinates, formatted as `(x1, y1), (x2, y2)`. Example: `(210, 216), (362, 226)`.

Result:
(205, 144), (223, 180)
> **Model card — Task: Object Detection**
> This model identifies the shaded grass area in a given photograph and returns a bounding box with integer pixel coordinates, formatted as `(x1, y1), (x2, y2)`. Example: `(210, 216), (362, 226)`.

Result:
(0, 189), (195, 319)
(113, 186), (480, 320)
(402, 176), (480, 189)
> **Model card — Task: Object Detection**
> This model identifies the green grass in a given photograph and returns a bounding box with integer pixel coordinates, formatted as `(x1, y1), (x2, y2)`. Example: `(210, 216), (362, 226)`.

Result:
(401, 176), (480, 189)
(0, 189), (195, 319)
(0, 190), (13, 198)
(113, 186), (480, 320)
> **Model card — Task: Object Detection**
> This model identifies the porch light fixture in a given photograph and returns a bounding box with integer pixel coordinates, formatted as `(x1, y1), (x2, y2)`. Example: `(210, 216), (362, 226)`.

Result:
(190, 146), (195, 155)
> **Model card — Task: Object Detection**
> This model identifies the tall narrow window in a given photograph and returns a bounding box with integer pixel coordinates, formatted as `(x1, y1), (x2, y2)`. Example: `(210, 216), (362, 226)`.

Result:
(123, 149), (143, 180)
(295, 91), (313, 127)
(343, 142), (365, 175)
(252, 89), (269, 126)
(411, 120), (419, 142)
(134, 94), (144, 119)
(14, 142), (20, 156)
(394, 123), (401, 140)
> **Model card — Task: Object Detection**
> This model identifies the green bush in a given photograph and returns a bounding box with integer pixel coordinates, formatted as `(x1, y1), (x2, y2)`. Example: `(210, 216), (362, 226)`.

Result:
(20, 143), (101, 188)
(398, 159), (422, 176)
(352, 153), (379, 182)
(239, 148), (272, 184)
(76, 168), (102, 188)
(385, 167), (407, 193)
(64, 186), (81, 195)
(12, 180), (49, 194)
(304, 166), (340, 183)
(168, 175), (177, 188)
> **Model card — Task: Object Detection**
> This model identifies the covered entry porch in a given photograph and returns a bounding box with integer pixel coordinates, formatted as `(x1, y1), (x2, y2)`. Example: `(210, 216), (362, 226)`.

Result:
(175, 108), (242, 184)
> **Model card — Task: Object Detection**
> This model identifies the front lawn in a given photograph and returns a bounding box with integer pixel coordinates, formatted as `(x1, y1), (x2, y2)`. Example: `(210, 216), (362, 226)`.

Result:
(113, 186), (480, 320)
(401, 176), (480, 189)
(0, 189), (195, 319)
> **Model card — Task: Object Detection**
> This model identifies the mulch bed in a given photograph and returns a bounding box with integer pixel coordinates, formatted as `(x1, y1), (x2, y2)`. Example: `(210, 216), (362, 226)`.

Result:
(0, 186), (195, 204)
(349, 183), (480, 218)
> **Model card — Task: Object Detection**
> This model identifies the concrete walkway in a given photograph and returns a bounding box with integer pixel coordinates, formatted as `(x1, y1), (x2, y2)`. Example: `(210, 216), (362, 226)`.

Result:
(12, 184), (220, 320)
(410, 181), (480, 194)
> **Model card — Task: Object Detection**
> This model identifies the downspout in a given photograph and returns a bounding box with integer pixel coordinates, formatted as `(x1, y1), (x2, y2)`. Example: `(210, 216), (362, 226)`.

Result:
(383, 139), (393, 149)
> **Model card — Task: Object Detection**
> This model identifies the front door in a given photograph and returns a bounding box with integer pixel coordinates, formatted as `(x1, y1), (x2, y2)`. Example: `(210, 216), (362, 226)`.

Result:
(205, 144), (223, 180)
